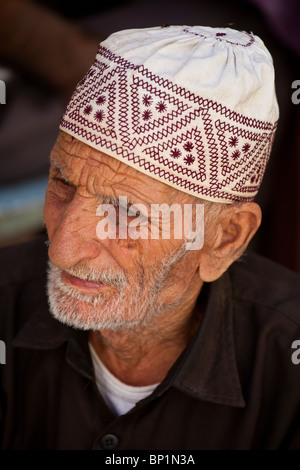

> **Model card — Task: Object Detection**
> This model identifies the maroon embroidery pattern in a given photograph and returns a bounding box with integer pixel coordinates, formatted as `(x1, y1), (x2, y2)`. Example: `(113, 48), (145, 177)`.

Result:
(142, 94), (153, 106)
(229, 136), (238, 147)
(96, 95), (106, 105)
(60, 44), (278, 202)
(83, 105), (92, 115)
(94, 109), (105, 122)
(183, 142), (194, 152)
(184, 155), (195, 165)
(156, 101), (167, 113)
(142, 110), (152, 121)
(242, 143), (251, 153)
(170, 148), (181, 159)
(182, 28), (255, 47)
(232, 149), (241, 159)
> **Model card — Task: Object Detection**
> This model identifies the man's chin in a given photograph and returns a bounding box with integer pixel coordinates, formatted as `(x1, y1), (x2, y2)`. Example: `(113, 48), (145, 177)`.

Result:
(47, 278), (144, 331)
(46, 259), (164, 332)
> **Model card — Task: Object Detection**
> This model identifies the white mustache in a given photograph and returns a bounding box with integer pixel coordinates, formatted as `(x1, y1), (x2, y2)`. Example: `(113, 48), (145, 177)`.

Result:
(64, 265), (127, 289)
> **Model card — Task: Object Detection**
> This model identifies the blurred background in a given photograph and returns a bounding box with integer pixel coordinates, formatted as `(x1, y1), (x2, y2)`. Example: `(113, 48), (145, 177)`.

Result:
(0, 0), (299, 271)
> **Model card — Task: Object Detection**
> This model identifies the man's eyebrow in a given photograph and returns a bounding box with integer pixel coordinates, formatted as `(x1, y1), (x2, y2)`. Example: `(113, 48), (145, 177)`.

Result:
(50, 158), (71, 183)
(50, 158), (148, 208)
(97, 195), (135, 208)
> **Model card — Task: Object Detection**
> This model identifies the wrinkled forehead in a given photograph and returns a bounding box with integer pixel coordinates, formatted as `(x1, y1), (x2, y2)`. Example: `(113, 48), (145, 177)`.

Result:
(50, 131), (194, 205)
(51, 131), (135, 183)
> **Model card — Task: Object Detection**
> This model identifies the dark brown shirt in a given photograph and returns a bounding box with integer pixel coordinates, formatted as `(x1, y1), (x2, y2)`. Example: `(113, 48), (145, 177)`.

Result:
(1, 237), (300, 450)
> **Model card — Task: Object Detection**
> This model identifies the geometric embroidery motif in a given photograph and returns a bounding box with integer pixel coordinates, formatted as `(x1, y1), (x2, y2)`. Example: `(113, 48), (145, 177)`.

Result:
(60, 45), (278, 203)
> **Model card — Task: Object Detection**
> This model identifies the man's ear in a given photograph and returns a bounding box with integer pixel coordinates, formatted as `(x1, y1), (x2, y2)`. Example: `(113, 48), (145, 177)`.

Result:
(198, 202), (262, 282)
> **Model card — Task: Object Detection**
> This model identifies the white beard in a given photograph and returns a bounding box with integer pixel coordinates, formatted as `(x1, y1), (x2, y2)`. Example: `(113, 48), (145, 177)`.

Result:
(47, 242), (188, 332)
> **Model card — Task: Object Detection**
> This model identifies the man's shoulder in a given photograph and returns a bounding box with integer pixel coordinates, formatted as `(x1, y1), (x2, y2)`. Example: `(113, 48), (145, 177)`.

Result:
(0, 235), (48, 287)
(229, 251), (300, 325)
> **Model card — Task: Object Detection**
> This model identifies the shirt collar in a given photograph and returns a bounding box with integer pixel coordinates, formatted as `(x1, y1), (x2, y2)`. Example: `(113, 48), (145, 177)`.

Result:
(172, 270), (245, 408)
(13, 292), (94, 381)
(13, 265), (245, 408)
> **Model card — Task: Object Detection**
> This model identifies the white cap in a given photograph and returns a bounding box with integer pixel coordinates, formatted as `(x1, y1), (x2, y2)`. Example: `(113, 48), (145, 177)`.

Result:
(60, 25), (279, 203)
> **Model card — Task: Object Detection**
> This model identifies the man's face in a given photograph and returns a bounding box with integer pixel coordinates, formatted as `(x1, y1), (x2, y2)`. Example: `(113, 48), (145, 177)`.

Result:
(44, 132), (203, 331)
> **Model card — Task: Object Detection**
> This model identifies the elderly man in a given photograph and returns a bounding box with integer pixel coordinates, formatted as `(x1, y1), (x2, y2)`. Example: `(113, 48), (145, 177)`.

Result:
(1, 25), (300, 450)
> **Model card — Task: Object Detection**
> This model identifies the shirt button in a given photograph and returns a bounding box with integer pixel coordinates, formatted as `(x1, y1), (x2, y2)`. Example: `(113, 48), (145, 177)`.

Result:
(100, 433), (119, 450)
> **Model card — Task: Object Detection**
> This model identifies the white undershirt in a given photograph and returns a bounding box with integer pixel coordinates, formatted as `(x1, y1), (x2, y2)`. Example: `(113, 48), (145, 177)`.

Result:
(89, 343), (159, 417)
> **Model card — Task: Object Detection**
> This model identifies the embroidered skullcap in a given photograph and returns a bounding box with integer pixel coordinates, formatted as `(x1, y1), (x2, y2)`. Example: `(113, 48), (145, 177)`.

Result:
(60, 25), (279, 203)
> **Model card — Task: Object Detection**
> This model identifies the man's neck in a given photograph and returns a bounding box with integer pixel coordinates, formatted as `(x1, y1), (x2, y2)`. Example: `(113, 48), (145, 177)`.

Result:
(89, 290), (205, 386)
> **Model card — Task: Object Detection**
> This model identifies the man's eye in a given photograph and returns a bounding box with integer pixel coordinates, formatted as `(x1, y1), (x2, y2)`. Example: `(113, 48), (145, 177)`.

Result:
(51, 177), (75, 199)
(54, 177), (72, 186)
(128, 206), (147, 220)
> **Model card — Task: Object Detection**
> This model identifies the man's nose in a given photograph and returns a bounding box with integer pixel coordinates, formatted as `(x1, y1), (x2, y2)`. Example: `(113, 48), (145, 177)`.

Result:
(48, 195), (103, 270)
